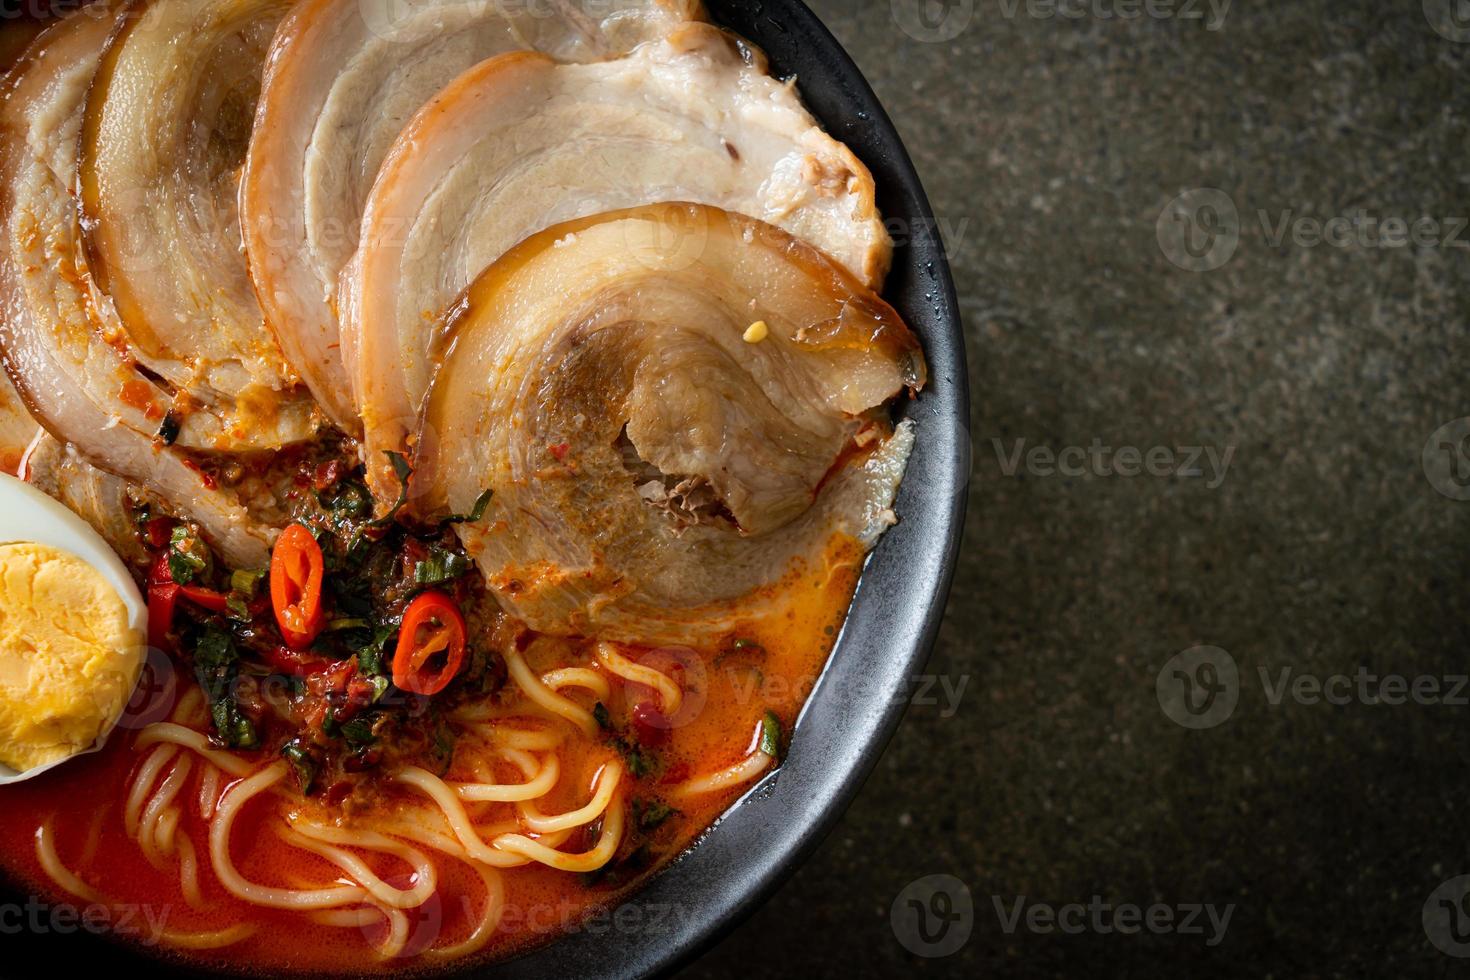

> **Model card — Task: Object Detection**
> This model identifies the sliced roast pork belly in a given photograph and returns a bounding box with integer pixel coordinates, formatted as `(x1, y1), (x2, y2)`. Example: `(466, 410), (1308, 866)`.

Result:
(241, 0), (703, 431)
(0, 7), (273, 567)
(419, 203), (922, 645)
(79, 0), (316, 449)
(341, 22), (891, 505)
(23, 434), (151, 566)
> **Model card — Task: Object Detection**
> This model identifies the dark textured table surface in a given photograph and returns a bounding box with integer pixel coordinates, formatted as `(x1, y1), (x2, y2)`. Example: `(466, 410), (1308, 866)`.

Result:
(689, 1), (1470, 976)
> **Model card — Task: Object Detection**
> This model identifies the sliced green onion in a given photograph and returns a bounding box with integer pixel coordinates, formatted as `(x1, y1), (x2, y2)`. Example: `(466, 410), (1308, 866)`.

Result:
(230, 567), (267, 596)
(281, 740), (317, 794)
(340, 716), (377, 745)
(442, 487), (494, 525)
(168, 524), (210, 585)
(413, 547), (471, 585)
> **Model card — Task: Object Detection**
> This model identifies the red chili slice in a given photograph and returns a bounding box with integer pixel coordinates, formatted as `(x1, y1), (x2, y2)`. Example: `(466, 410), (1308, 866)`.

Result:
(146, 554), (179, 650)
(178, 585), (229, 613)
(392, 590), (467, 696)
(270, 524), (326, 650)
(263, 644), (334, 678)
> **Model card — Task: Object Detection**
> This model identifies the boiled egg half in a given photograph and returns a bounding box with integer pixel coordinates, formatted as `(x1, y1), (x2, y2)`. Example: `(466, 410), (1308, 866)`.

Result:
(0, 473), (146, 783)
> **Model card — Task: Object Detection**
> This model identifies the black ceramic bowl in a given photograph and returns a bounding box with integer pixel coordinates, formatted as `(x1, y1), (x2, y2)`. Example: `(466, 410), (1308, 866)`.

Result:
(0, 1), (967, 976)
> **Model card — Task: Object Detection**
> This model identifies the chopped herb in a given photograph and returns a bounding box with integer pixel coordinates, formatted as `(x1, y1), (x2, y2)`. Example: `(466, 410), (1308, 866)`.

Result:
(225, 593), (251, 622)
(325, 617), (370, 632)
(193, 628), (256, 748)
(281, 739), (317, 794)
(634, 799), (679, 832)
(156, 411), (181, 446)
(442, 487), (494, 525)
(356, 626), (395, 676)
(367, 451), (413, 528)
(367, 675), (391, 703)
(211, 698), (258, 750)
(592, 701), (611, 731)
(412, 546), (471, 585)
(621, 740), (658, 778)
(758, 710), (782, 760)
(167, 524), (210, 585)
(193, 626), (237, 697)
(340, 716), (377, 746)
(326, 480), (372, 521)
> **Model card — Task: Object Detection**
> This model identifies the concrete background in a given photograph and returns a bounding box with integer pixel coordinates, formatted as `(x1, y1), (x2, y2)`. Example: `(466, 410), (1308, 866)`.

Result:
(690, 1), (1470, 976)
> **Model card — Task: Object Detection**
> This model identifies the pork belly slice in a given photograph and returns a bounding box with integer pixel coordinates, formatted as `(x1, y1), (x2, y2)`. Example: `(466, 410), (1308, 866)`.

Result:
(419, 203), (921, 645)
(80, 0), (317, 450)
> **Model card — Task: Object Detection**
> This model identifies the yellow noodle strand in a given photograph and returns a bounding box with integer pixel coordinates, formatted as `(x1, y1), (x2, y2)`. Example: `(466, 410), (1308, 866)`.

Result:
(209, 762), (365, 910)
(504, 646), (598, 737)
(517, 759), (622, 834)
(595, 642), (683, 714)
